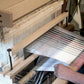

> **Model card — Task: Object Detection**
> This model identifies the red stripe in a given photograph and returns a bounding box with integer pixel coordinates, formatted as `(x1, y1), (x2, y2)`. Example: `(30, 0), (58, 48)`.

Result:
(46, 32), (84, 48)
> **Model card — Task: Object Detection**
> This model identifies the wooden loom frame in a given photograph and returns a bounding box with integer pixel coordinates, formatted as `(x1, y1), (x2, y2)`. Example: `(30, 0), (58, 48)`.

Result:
(0, 0), (75, 84)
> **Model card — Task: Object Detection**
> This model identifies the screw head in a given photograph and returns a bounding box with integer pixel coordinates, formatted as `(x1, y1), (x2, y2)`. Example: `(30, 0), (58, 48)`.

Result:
(7, 49), (12, 52)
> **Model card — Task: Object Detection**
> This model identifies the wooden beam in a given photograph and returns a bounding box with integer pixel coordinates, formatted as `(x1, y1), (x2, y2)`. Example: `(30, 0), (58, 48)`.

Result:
(52, 79), (68, 84)
(3, 57), (23, 76)
(0, 0), (51, 27)
(5, 0), (51, 21)
(4, 0), (63, 41)
(11, 12), (68, 56)
(0, 0), (23, 10)
(62, 0), (67, 12)
(18, 70), (36, 84)
(6, 54), (39, 78)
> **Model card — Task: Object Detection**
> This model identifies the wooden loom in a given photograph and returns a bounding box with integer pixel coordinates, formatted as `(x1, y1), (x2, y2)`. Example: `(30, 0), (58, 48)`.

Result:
(0, 0), (72, 84)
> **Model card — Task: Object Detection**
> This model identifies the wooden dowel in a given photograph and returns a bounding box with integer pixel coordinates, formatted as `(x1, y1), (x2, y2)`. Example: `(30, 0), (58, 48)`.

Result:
(18, 70), (36, 84)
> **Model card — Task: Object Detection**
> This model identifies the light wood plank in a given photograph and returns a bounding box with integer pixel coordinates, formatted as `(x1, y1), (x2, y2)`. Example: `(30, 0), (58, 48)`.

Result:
(0, 0), (51, 21)
(0, 0), (51, 27)
(0, 0), (23, 10)
(18, 70), (36, 84)
(12, 12), (68, 56)
(6, 0), (51, 20)
(4, 1), (63, 41)
(6, 54), (39, 78)
(3, 57), (23, 76)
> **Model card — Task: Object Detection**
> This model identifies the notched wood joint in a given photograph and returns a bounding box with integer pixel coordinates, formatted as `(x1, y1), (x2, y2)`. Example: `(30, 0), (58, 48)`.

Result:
(0, 11), (13, 27)
(0, 27), (4, 41)
(0, 15), (2, 17)
(0, 20), (2, 23)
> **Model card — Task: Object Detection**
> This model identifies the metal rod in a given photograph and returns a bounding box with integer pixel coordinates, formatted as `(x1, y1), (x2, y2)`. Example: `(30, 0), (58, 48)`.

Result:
(38, 72), (44, 84)
(7, 49), (13, 70)
(35, 72), (42, 84)
(47, 75), (50, 84)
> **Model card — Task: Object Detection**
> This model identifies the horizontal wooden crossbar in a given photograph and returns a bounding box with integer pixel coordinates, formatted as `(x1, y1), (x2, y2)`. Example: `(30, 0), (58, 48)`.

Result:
(0, 0), (51, 27)
(11, 12), (68, 56)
